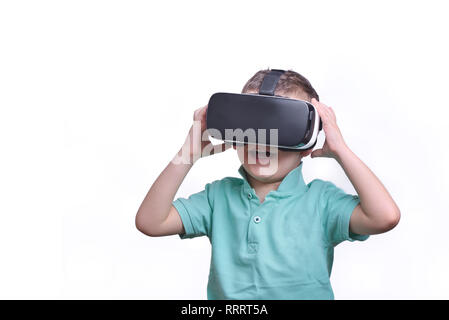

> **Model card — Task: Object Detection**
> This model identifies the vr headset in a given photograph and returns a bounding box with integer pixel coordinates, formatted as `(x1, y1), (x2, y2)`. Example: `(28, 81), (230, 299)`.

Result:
(206, 69), (322, 151)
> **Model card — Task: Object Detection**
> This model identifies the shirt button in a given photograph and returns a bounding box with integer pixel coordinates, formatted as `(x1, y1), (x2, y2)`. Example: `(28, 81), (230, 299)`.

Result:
(253, 216), (261, 223)
(247, 193), (252, 199)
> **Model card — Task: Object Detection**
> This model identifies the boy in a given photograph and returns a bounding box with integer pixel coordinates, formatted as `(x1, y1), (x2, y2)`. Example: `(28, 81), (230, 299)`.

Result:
(135, 69), (400, 299)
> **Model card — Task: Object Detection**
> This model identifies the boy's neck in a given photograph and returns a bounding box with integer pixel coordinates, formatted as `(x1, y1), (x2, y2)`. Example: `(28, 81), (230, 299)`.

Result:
(246, 174), (283, 203)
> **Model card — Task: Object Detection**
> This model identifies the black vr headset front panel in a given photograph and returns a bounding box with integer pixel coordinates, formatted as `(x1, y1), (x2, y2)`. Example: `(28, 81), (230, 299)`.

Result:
(207, 93), (313, 148)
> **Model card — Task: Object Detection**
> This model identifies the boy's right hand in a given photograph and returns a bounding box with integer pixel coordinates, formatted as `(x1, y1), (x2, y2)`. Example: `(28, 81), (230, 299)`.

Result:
(175, 105), (230, 164)
(138, 105), (229, 238)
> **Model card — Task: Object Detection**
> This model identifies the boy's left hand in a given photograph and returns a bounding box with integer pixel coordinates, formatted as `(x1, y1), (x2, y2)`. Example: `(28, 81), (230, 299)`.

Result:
(310, 98), (349, 160)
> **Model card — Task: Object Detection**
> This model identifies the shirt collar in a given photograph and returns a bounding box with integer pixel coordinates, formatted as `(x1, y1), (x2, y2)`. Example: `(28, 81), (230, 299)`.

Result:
(238, 161), (308, 198)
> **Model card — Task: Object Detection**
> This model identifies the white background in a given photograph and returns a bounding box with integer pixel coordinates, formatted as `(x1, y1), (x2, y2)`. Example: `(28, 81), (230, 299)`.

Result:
(0, 0), (448, 299)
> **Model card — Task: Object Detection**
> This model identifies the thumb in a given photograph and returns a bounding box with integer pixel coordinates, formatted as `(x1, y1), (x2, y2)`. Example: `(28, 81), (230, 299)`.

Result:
(210, 142), (232, 155)
(311, 149), (324, 158)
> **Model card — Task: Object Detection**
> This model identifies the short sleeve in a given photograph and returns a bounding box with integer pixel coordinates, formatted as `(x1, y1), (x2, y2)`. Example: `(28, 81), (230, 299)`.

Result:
(172, 182), (214, 240)
(320, 181), (369, 246)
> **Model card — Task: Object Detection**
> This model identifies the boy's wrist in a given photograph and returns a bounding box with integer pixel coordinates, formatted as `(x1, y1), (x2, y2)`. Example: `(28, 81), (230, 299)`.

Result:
(171, 145), (197, 166)
(334, 143), (353, 165)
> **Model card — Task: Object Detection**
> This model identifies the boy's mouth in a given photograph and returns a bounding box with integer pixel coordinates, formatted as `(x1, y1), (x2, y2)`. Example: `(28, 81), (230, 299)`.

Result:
(247, 147), (278, 163)
(249, 150), (271, 159)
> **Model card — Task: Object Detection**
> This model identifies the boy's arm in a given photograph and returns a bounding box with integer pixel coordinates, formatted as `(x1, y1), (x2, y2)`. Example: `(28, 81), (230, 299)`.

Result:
(310, 98), (400, 235)
(135, 158), (193, 237)
(135, 105), (229, 237)
(334, 146), (401, 235)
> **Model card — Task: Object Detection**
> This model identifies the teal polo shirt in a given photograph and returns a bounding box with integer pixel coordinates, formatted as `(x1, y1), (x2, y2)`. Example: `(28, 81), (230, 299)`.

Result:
(172, 161), (369, 300)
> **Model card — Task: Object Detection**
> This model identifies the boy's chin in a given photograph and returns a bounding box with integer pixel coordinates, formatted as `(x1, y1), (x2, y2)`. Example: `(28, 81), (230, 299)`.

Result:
(244, 162), (279, 180)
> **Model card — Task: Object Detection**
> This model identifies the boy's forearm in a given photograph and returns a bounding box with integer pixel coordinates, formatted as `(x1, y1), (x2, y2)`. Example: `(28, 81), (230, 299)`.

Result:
(136, 149), (193, 227)
(335, 145), (400, 221)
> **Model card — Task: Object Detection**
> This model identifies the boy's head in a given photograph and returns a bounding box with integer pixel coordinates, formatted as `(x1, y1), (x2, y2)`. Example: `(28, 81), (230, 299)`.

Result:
(233, 69), (319, 183)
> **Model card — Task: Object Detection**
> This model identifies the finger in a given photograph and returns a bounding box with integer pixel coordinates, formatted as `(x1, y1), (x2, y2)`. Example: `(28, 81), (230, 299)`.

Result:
(193, 105), (208, 121)
(211, 142), (232, 155)
(319, 101), (329, 108)
(311, 98), (321, 112)
(312, 98), (326, 117)
(199, 105), (208, 121)
(193, 107), (202, 120)
(312, 98), (328, 123)
(202, 142), (231, 157)
(314, 99), (332, 113)
(318, 101), (332, 116)
(328, 107), (337, 121)
(201, 139), (210, 148)
(311, 148), (324, 158)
